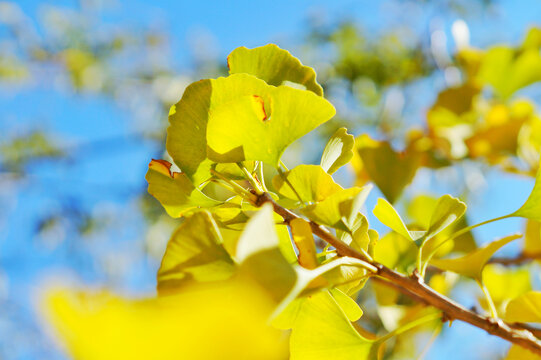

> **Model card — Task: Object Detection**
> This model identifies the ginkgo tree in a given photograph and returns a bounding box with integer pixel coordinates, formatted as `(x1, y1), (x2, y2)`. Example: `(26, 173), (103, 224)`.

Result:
(42, 43), (541, 359)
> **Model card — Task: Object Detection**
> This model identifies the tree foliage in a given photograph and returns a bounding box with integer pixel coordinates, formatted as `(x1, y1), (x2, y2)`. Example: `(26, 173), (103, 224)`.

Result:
(41, 41), (541, 359)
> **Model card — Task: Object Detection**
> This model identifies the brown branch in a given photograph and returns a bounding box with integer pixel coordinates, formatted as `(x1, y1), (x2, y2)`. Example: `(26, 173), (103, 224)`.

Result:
(253, 192), (541, 356)
(489, 252), (541, 266)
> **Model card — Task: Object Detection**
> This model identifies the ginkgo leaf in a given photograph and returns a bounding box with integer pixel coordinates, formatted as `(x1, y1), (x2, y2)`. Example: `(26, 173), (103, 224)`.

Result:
(320, 127), (355, 174)
(206, 77), (335, 166)
(157, 211), (235, 295)
(145, 159), (221, 218)
(283, 291), (374, 360)
(291, 218), (318, 270)
(236, 204), (297, 302)
(506, 345), (541, 360)
(355, 134), (421, 204)
(373, 198), (424, 242)
(513, 160), (541, 222)
(430, 234), (521, 280)
(505, 291), (541, 323)
(374, 232), (418, 272)
(227, 44), (323, 96)
(481, 264), (531, 314)
(272, 164), (343, 203)
(42, 280), (287, 360)
(477, 46), (541, 100)
(423, 194), (467, 243)
(166, 74), (269, 184)
(524, 219), (541, 255)
(301, 187), (364, 232)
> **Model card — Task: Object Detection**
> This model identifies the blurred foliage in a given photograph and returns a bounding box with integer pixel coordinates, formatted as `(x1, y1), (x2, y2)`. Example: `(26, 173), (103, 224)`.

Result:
(1, 0), (541, 359)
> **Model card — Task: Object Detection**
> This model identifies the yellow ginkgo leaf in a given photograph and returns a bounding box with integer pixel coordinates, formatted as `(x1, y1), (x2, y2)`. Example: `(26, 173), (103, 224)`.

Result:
(430, 234), (521, 280)
(505, 291), (541, 323)
(227, 44), (323, 96)
(42, 279), (288, 360)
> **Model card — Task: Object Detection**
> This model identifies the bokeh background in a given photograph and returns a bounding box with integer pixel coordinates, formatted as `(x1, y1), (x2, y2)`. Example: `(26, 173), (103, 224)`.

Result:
(1, 0), (541, 359)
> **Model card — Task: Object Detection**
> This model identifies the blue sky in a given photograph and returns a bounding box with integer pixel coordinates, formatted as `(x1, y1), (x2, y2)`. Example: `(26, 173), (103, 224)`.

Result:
(2, 0), (541, 359)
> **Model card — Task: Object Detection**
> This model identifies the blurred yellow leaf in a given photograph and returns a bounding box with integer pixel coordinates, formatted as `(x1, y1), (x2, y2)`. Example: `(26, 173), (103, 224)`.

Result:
(42, 279), (287, 360)
(505, 291), (541, 323)
(355, 134), (421, 203)
(320, 127), (355, 174)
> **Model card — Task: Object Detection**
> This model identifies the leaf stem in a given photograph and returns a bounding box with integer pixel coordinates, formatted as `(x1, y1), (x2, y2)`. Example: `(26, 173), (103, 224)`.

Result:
(479, 280), (499, 318)
(256, 162), (269, 192)
(279, 159), (289, 171)
(210, 169), (255, 201)
(237, 162), (265, 195)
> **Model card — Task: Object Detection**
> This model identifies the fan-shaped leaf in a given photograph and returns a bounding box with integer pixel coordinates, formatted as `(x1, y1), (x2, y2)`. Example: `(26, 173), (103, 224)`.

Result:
(272, 164), (343, 203)
(157, 211), (235, 295)
(513, 160), (541, 222)
(320, 127), (355, 174)
(206, 78), (335, 166)
(430, 234), (521, 280)
(505, 291), (541, 323)
(145, 159), (221, 218)
(227, 44), (323, 96)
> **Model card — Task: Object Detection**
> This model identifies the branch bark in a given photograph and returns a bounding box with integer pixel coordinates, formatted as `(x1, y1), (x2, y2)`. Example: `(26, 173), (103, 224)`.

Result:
(253, 192), (541, 356)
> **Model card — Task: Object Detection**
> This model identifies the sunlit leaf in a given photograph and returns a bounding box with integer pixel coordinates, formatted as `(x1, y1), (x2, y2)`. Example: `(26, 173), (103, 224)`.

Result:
(524, 219), (541, 255)
(276, 291), (374, 360)
(505, 291), (541, 323)
(506, 345), (541, 360)
(42, 280), (287, 360)
(430, 234), (521, 280)
(423, 194), (467, 241)
(513, 160), (541, 222)
(355, 134), (421, 203)
(227, 44), (323, 96)
(236, 204), (297, 302)
(291, 218), (318, 269)
(477, 46), (541, 99)
(145, 159), (221, 218)
(272, 164), (342, 203)
(157, 212), (235, 294)
(481, 264), (531, 315)
(301, 187), (364, 231)
(320, 127), (355, 174)
(373, 198), (424, 242)
(374, 232), (417, 273)
(206, 76), (335, 165)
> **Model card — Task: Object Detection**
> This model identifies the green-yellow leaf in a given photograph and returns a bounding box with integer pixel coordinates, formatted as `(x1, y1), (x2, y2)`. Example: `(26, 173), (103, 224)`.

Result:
(157, 211), (235, 295)
(166, 74), (269, 184)
(481, 264), (531, 315)
(272, 164), (343, 203)
(430, 234), (521, 280)
(236, 204), (297, 302)
(284, 291), (374, 360)
(227, 44), (323, 96)
(320, 127), (355, 174)
(206, 77), (335, 166)
(145, 159), (221, 218)
(373, 198), (424, 242)
(355, 134), (421, 204)
(505, 291), (541, 323)
(513, 160), (541, 222)
(301, 187), (364, 231)
(424, 195), (467, 239)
